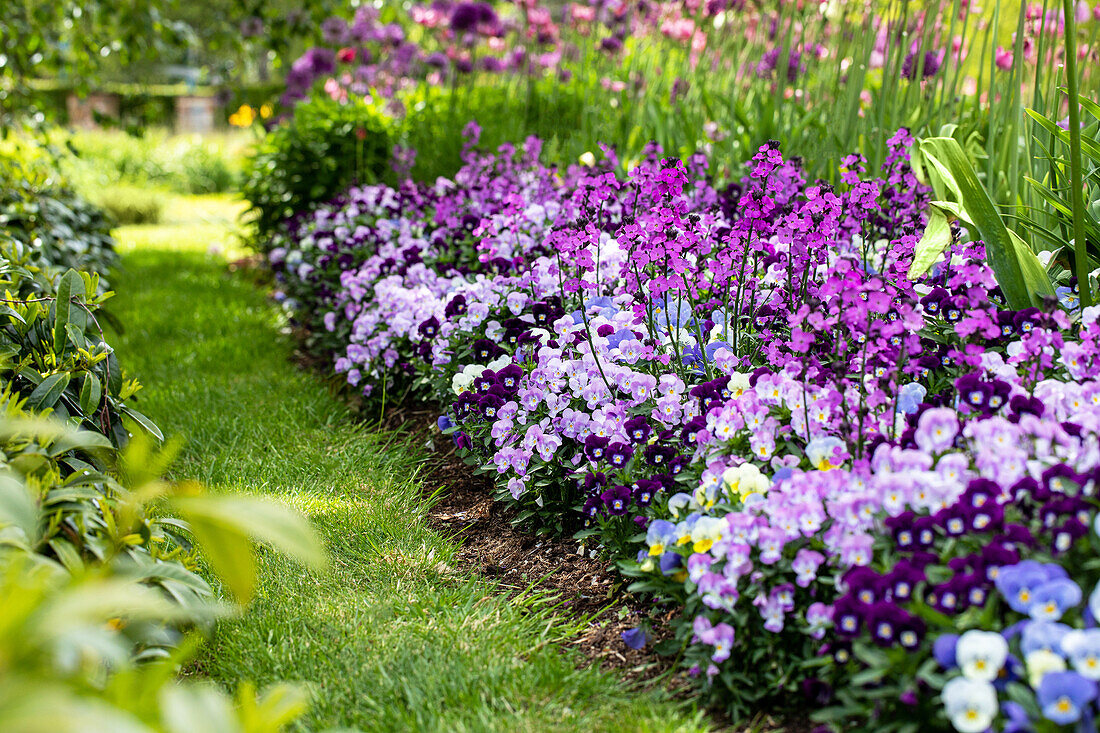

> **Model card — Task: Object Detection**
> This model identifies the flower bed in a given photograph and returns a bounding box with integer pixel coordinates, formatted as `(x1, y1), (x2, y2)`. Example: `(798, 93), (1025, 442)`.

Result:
(268, 130), (1100, 731)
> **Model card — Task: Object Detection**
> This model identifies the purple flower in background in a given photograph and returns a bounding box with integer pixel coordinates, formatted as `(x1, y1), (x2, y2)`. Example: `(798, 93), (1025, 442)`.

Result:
(450, 2), (497, 33)
(902, 48), (944, 79)
(321, 16), (349, 44)
(240, 16), (264, 38)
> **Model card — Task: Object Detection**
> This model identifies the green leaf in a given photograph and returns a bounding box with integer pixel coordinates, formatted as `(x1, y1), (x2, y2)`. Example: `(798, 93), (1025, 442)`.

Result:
(909, 206), (954, 278)
(52, 269), (80, 354)
(119, 405), (164, 442)
(79, 373), (102, 417)
(178, 506), (258, 603)
(27, 373), (70, 411)
(1025, 107), (1100, 165)
(0, 474), (39, 545)
(47, 427), (113, 459)
(171, 495), (328, 604)
(918, 137), (1054, 308)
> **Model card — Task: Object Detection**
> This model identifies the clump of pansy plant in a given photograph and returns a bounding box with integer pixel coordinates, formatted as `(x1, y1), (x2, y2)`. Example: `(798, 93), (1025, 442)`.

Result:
(928, 552), (1100, 733)
(267, 121), (1100, 724)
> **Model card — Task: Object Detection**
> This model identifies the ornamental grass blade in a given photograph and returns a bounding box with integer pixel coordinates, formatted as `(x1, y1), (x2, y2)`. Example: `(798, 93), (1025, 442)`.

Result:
(918, 137), (1054, 308)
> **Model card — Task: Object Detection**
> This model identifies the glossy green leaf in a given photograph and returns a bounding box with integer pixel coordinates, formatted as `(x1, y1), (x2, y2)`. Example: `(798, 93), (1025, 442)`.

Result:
(918, 137), (1054, 308)
(908, 206), (954, 278)
(27, 373), (70, 411)
(52, 269), (80, 354)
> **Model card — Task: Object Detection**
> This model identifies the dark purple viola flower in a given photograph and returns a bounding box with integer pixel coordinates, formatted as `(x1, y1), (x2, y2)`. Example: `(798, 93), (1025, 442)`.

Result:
(886, 561), (924, 601)
(621, 627), (647, 650)
(935, 505), (969, 537)
(496, 364), (523, 393)
(897, 614), (926, 650)
(956, 373), (991, 411)
(866, 602), (905, 647)
(454, 432), (472, 450)
(584, 436), (610, 462)
(625, 416), (652, 444)
(582, 495), (601, 519)
(583, 471), (608, 494)
(1042, 464), (1082, 495)
(1002, 523), (1037, 548)
(801, 678), (833, 706)
(600, 36), (623, 53)
(832, 595), (864, 637)
(473, 372), (498, 393)
(606, 442), (634, 469)
(843, 567), (886, 605)
(471, 338), (503, 361)
(601, 485), (632, 515)
(478, 393), (504, 419)
(1051, 519), (1088, 554)
(643, 444), (676, 467)
(418, 315), (440, 339)
(668, 454), (689, 476)
(531, 301), (560, 327)
(971, 503), (1004, 533)
(980, 544), (1020, 583)
(911, 516), (936, 548)
(1013, 307), (1042, 333)
(633, 478), (660, 507)
(444, 294), (468, 317)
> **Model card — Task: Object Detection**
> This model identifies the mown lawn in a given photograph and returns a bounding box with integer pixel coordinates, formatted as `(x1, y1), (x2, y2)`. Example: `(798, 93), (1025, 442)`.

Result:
(106, 194), (708, 732)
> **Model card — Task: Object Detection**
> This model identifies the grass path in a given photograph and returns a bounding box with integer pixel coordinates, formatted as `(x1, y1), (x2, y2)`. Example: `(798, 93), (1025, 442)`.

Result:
(107, 195), (708, 733)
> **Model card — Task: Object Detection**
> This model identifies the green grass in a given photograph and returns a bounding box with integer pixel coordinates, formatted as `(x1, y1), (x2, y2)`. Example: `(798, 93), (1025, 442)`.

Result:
(106, 195), (708, 733)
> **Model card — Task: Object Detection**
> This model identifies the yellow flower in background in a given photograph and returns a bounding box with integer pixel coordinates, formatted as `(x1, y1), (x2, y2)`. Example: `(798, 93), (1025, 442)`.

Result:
(229, 104), (256, 127)
(259, 103), (273, 119)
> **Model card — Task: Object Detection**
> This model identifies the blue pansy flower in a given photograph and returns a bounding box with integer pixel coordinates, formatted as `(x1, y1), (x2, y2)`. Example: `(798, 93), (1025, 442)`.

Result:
(1037, 671), (1097, 725)
(897, 382), (927, 414)
(621, 627), (648, 650)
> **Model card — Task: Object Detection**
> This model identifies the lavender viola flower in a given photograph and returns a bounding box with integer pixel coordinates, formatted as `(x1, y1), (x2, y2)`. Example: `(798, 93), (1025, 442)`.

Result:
(1037, 671), (1098, 725)
(913, 407), (959, 454)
